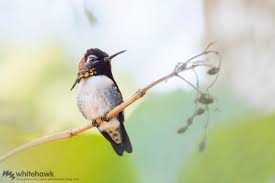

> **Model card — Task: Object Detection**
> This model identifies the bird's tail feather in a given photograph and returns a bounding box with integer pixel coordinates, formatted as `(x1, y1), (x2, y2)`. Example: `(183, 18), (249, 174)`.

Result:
(99, 123), (132, 156)
(121, 122), (132, 153)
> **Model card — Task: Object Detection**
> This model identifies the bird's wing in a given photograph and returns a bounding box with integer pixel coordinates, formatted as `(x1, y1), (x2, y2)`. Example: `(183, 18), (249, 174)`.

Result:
(99, 83), (132, 155)
(103, 84), (123, 109)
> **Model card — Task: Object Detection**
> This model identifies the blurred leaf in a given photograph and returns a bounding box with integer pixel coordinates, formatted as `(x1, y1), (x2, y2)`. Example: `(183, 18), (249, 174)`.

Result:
(179, 115), (275, 183)
(84, 6), (96, 25)
(0, 45), (81, 131)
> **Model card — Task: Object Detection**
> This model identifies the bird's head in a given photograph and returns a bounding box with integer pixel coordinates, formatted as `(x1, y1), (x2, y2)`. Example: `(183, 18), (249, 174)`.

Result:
(71, 48), (126, 90)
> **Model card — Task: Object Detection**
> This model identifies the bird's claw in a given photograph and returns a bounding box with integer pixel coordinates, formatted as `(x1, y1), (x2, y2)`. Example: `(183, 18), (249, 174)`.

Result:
(91, 119), (99, 127)
(98, 111), (111, 122)
(100, 114), (109, 122)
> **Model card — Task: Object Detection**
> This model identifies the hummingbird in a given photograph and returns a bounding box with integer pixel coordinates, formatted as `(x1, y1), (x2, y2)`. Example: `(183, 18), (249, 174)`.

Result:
(71, 48), (132, 156)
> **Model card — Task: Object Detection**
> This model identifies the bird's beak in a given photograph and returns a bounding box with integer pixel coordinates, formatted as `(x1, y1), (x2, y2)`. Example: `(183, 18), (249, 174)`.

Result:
(70, 78), (79, 91)
(108, 50), (127, 61)
(71, 56), (86, 91)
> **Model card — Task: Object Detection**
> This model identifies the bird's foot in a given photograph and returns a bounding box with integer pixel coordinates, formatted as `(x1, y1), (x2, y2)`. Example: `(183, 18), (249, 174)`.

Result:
(91, 119), (99, 127)
(100, 113), (110, 122)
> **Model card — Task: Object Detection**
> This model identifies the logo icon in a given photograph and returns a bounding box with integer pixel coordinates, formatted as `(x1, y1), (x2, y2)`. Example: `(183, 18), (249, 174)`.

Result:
(2, 170), (16, 180)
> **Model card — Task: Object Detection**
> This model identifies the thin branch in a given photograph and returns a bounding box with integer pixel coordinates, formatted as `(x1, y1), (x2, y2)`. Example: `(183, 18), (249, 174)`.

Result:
(176, 74), (203, 94)
(0, 48), (220, 162)
(184, 50), (218, 65)
(191, 68), (199, 89)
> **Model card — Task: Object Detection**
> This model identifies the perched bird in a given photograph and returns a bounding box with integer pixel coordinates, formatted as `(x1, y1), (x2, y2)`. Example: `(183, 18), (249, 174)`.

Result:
(71, 48), (132, 156)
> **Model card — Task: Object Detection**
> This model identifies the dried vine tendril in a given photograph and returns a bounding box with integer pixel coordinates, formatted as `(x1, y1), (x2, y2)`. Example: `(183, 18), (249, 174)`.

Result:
(176, 42), (222, 152)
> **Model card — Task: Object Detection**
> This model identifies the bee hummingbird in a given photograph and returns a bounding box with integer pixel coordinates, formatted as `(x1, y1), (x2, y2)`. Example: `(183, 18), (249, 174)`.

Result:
(71, 48), (132, 156)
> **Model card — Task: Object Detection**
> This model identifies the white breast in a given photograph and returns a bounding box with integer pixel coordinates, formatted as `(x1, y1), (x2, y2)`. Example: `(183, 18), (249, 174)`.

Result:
(77, 75), (121, 142)
(77, 75), (114, 120)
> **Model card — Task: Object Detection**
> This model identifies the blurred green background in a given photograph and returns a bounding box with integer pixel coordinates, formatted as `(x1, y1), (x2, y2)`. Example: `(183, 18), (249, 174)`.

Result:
(0, 0), (275, 183)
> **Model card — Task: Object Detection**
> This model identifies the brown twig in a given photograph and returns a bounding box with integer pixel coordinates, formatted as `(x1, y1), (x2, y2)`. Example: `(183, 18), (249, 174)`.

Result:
(0, 47), (220, 162)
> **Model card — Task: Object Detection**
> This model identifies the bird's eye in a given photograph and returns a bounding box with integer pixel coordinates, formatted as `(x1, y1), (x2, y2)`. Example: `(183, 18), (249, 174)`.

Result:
(88, 55), (97, 62)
